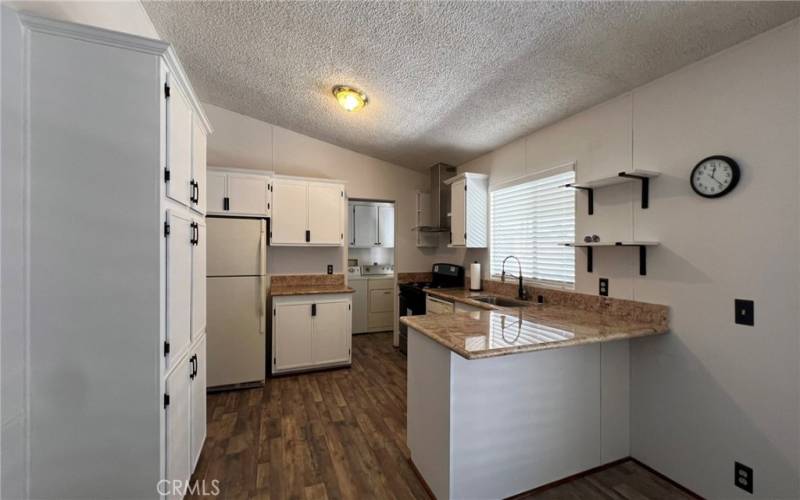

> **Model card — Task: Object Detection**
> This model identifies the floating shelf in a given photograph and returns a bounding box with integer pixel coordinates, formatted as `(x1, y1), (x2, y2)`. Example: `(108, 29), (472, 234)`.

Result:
(562, 241), (659, 276)
(564, 169), (660, 214)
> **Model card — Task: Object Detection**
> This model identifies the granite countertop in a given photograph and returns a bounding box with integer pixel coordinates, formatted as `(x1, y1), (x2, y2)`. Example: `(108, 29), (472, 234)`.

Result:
(270, 284), (355, 297)
(401, 288), (669, 360)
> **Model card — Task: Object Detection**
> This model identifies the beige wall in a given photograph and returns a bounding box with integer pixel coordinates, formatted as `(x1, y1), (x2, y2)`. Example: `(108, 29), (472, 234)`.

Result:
(205, 103), (444, 273)
(456, 20), (800, 498)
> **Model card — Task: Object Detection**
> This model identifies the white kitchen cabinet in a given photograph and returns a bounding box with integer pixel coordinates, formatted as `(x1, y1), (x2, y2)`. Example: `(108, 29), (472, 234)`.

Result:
(378, 205), (395, 247)
(426, 294), (455, 314)
(166, 76), (194, 208)
(207, 171), (227, 213)
(446, 173), (489, 248)
(308, 182), (344, 245)
(353, 204), (378, 247)
(166, 210), (193, 373)
(350, 202), (394, 248)
(271, 177), (345, 246)
(191, 218), (206, 342)
(3, 13), (212, 497)
(350, 279), (369, 334)
(368, 278), (394, 332)
(190, 335), (207, 469)
(206, 167), (272, 217)
(191, 115), (207, 214)
(165, 353), (191, 500)
(272, 294), (352, 374)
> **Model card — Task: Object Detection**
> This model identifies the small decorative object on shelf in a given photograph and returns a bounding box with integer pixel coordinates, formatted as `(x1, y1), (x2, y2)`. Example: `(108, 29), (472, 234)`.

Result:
(690, 155), (740, 198)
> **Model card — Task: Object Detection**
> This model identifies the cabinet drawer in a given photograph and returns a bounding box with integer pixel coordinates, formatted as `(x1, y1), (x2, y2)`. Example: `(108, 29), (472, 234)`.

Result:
(369, 289), (393, 313)
(368, 278), (394, 291)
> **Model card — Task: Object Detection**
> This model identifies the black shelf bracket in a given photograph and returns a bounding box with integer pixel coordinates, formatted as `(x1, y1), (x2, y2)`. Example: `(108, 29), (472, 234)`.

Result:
(639, 245), (647, 276)
(618, 172), (650, 209)
(569, 185), (594, 215)
(586, 246), (593, 272)
(579, 243), (649, 276)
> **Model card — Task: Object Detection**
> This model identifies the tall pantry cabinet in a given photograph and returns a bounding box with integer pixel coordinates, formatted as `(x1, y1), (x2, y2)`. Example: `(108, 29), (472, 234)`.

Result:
(4, 13), (211, 499)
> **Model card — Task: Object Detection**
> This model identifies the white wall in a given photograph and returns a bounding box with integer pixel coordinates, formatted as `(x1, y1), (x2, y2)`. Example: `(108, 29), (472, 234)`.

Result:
(457, 20), (800, 498)
(205, 103), (442, 273)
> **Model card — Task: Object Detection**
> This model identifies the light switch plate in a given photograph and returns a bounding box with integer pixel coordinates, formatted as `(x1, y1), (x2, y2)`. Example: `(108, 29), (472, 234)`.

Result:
(599, 278), (609, 297)
(735, 461), (753, 494)
(735, 299), (754, 326)
(327, 264), (333, 275)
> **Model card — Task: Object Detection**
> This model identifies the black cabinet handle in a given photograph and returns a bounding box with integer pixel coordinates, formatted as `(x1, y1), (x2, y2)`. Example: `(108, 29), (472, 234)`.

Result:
(190, 222), (198, 245)
(194, 181), (200, 205)
(189, 355), (196, 379)
(224, 197), (230, 211)
(311, 303), (316, 316)
(305, 230), (311, 242)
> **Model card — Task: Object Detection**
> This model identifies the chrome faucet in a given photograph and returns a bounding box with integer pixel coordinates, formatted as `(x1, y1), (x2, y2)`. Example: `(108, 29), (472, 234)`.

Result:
(501, 255), (528, 300)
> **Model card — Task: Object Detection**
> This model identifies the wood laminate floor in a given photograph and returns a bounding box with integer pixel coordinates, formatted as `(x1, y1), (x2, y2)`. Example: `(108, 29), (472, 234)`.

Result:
(190, 332), (695, 500)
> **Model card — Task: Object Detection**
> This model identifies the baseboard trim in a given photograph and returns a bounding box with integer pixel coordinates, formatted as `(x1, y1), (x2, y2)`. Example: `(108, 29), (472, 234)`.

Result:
(506, 457), (630, 499)
(407, 459), (436, 500)
(630, 457), (704, 499)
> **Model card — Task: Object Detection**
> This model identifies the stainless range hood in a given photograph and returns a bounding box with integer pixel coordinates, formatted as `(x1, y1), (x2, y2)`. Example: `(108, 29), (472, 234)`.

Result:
(414, 163), (457, 233)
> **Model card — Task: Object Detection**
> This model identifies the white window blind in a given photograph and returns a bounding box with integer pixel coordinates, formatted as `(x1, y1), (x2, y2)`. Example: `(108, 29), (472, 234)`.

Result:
(490, 170), (575, 284)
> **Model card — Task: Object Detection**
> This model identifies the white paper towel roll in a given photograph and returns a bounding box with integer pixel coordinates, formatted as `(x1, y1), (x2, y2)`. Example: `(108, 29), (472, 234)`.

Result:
(470, 261), (481, 291)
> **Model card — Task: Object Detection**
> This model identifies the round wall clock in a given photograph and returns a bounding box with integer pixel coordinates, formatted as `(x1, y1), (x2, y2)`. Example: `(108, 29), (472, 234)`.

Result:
(690, 155), (740, 198)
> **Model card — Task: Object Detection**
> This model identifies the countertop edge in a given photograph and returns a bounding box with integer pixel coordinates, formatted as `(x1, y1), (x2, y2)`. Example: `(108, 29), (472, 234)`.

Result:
(270, 287), (355, 297)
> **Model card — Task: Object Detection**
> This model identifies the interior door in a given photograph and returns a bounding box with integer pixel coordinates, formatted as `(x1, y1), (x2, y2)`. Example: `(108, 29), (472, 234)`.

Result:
(165, 357), (191, 500)
(191, 116), (207, 214)
(190, 335), (206, 469)
(206, 217), (264, 277)
(378, 205), (395, 247)
(450, 179), (466, 246)
(207, 276), (266, 387)
(191, 219), (206, 342)
(353, 204), (378, 247)
(228, 173), (268, 216)
(166, 211), (193, 371)
(312, 301), (350, 365)
(308, 183), (343, 245)
(271, 179), (308, 244)
(166, 75), (193, 207)
(274, 302), (313, 372)
(206, 172), (226, 214)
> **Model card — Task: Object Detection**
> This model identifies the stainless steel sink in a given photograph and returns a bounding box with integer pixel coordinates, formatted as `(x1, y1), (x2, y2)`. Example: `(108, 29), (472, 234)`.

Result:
(471, 296), (531, 308)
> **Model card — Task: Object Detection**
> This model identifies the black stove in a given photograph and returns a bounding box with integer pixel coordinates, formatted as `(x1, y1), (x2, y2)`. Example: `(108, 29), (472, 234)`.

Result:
(398, 263), (464, 354)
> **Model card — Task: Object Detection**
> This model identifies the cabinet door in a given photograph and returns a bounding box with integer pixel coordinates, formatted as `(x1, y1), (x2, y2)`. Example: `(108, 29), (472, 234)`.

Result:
(167, 211), (193, 371)
(350, 280), (368, 334)
(165, 357), (191, 500)
(191, 116), (207, 214)
(378, 205), (394, 247)
(190, 335), (206, 470)
(166, 77), (193, 207)
(228, 173), (269, 216)
(271, 179), (308, 245)
(206, 171), (227, 214)
(274, 302), (313, 372)
(353, 204), (378, 247)
(308, 183), (343, 245)
(450, 179), (466, 246)
(191, 219), (206, 342)
(312, 301), (350, 365)
(369, 288), (394, 313)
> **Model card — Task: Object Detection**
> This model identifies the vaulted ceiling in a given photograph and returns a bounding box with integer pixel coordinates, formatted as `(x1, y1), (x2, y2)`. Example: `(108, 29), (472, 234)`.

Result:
(143, 1), (800, 170)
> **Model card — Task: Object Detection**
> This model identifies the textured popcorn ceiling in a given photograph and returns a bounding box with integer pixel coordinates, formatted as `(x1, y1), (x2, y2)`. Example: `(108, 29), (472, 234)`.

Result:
(143, 1), (800, 170)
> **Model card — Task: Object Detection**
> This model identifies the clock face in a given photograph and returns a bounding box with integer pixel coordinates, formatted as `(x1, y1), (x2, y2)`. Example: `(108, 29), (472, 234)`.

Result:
(691, 156), (740, 198)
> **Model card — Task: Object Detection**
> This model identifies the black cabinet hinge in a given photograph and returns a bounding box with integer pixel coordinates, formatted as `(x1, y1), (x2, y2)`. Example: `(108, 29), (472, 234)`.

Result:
(163, 393), (170, 408)
(348, 304), (351, 310)
(464, 232), (467, 240)
(311, 303), (317, 316)
(223, 197), (230, 211)
(164, 167), (170, 182)
(269, 231), (272, 239)
(163, 341), (170, 356)
(164, 82), (170, 98)
(341, 191), (344, 197)
(163, 221), (170, 237)
(305, 230), (311, 242)
(273, 357), (276, 365)
(268, 184), (272, 192)
(267, 202), (270, 210)
(273, 308), (276, 316)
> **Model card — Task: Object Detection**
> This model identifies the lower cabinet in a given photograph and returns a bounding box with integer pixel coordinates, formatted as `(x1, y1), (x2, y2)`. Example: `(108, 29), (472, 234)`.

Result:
(165, 334), (207, 498)
(367, 278), (394, 332)
(272, 294), (352, 374)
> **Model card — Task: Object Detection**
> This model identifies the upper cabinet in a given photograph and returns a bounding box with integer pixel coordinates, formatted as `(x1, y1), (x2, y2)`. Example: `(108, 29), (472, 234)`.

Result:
(349, 202), (394, 248)
(190, 116), (207, 214)
(165, 77), (194, 208)
(271, 177), (345, 246)
(206, 167), (272, 217)
(446, 173), (488, 248)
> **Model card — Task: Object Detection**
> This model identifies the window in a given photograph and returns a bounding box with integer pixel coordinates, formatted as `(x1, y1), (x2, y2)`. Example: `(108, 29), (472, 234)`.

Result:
(490, 168), (575, 285)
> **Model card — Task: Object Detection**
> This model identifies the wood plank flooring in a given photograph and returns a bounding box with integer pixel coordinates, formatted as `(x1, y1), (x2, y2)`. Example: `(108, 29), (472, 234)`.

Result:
(190, 332), (694, 500)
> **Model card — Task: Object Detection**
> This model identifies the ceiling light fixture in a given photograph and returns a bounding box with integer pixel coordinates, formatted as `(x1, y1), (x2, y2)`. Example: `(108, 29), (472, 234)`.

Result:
(332, 85), (368, 112)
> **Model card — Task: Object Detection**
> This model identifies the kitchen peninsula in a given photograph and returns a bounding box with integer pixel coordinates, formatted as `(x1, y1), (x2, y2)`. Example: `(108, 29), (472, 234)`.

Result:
(401, 288), (669, 499)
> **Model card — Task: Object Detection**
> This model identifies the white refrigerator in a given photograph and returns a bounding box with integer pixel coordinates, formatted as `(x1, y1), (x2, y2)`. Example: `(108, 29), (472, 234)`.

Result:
(206, 217), (267, 388)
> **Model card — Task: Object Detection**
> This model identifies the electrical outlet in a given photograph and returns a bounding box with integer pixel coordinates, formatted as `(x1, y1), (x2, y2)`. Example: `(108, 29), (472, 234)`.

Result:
(327, 265), (333, 275)
(599, 278), (609, 297)
(734, 462), (753, 494)
(735, 299), (754, 326)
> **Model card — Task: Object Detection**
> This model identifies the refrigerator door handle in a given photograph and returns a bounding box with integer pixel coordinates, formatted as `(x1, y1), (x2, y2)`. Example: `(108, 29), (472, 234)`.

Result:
(259, 220), (267, 334)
